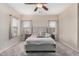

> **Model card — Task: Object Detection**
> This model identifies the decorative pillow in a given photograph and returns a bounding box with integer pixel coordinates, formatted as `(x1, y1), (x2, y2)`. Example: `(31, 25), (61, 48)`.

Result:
(45, 33), (50, 37)
(37, 31), (45, 37)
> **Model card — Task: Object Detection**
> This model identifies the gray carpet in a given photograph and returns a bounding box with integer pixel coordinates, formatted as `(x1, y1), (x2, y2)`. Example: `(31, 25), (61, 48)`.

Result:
(0, 41), (79, 56)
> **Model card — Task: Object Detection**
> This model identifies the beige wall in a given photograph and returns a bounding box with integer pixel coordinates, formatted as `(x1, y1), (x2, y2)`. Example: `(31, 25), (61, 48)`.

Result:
(21, 15), (58, 27)
(0, 4), (21, 52)
(58, 4), (78, 49)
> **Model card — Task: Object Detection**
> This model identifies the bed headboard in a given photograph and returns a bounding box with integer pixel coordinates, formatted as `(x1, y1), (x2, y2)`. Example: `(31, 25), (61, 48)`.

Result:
(22, 26), (53, 35)
(32, 27), (48, 35)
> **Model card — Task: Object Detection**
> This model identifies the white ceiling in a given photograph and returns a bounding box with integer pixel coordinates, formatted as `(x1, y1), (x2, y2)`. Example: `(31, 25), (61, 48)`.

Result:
(8, 3), (72, 15)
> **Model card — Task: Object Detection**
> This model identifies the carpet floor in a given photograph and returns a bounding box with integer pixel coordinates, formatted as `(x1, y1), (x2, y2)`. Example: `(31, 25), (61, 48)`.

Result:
(0, 41), (79, 56)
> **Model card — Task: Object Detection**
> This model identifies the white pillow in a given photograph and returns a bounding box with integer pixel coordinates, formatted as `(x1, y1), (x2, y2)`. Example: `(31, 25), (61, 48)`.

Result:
(45, 33), (50, 37)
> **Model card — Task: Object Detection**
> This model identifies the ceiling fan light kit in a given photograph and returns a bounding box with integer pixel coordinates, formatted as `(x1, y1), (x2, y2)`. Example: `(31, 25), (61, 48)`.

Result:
(36, 4), (42, 8)
(24, 3), (48, 12)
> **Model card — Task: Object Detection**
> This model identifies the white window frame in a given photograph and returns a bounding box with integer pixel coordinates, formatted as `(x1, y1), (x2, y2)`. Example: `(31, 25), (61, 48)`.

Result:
(22, 20), (32, 34)
(10, 15), (18, 38)
(48, 20), (56, 28)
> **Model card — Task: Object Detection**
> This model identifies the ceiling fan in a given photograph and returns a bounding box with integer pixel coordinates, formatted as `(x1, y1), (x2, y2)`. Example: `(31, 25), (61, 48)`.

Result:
(24, 3), (48, 12)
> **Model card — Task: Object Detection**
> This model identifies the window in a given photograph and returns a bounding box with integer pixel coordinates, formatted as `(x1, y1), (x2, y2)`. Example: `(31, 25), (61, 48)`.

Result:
(48, 20), (56, 28)
(11, 17), (18, 27)
(22, 20), (32, 34)
(10, 16), (18, 38)
(22, 20), (31, 28)
(48, 20), (56, 34)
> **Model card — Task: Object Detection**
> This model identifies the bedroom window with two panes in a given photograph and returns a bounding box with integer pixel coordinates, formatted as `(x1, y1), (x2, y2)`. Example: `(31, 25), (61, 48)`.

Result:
(48, 20), (56, 34)
(11, 17), (18, 38)
(22, 20), (32, 34)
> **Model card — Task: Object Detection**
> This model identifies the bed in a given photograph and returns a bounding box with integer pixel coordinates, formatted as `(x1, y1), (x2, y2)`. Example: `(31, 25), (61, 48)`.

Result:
(24, 35), (56, 53)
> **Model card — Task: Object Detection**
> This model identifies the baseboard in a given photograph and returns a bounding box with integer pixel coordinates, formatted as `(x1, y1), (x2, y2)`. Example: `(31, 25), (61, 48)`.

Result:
(59, 40), (79, 53)
(0, 40), (21, 54)
(26, 51), (56, 53)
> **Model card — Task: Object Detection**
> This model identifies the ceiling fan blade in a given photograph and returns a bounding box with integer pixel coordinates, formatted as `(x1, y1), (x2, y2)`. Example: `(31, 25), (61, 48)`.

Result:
(24, 3), (47, 5)
(24, 3), (37, 5)
(34, 7), (38, 11)
(42, 5), (48, 11)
